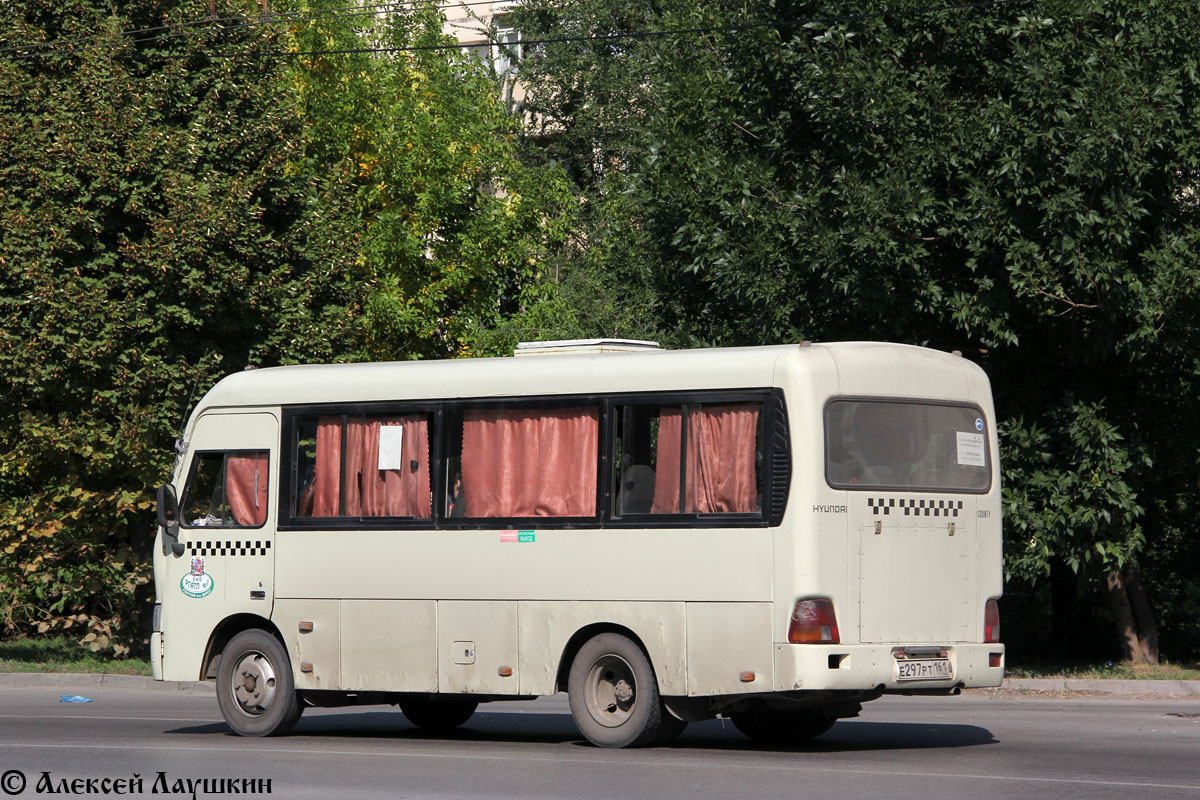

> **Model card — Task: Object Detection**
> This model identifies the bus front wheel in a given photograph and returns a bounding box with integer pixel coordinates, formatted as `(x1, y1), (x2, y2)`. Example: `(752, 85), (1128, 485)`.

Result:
(567, 633), (684, 748)
(216, 629), (303, 737)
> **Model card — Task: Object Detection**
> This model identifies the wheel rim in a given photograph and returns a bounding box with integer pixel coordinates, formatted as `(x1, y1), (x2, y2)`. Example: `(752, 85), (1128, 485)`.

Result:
(583, 653), (637, 728)
(230, 650), (277, 718)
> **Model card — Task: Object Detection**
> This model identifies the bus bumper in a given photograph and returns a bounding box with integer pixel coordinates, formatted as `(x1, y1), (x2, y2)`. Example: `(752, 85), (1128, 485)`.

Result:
(773, 642), (1005, 693)
(150, 632), (163, 681)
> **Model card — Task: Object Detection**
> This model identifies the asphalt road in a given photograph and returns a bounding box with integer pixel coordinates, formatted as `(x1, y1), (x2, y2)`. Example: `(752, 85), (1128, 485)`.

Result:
(0, 685), (1197, 800)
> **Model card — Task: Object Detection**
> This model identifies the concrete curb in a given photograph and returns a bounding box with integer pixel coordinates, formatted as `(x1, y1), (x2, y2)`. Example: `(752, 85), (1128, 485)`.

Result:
(0, 672), (213, 694)
(1000, 677), (1200, 697)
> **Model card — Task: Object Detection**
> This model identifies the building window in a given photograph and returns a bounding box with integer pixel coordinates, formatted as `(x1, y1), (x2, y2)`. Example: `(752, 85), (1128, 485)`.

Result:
(460, 15), (520, 78)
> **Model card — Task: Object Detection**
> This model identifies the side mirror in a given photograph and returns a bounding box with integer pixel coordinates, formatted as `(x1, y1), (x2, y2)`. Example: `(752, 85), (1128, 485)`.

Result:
(156, 484), (185, 556)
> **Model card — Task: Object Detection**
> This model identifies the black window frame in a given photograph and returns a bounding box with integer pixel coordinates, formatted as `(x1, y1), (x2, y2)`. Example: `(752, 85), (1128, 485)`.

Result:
(440, 396), (606, 529)
(179, 448), (272, 530)
(277, 388), (791, 531)
(605, 391), (778, 527)
(280, 403), (443, 530)
(822, 395), (992, 494)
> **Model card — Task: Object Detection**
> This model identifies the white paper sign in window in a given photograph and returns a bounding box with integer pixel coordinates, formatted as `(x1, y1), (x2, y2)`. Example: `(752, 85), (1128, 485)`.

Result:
(956, 431), (986, 467)
(377, 425), (405, 471)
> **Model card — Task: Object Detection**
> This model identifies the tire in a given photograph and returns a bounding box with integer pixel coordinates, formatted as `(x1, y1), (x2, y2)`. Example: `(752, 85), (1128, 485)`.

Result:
(729, 709), (836, 743)
(399, 696), (479, 732)
(216, 629), (303, 737)
(567, 632), (682, 748)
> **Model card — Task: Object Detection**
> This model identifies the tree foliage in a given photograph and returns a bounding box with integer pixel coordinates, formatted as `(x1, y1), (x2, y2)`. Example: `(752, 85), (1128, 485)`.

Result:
(287, 0), (577, 359)
(0, 0), (579, 652)
(512, 0), (1200, 657)
(0, 0), (360, 651)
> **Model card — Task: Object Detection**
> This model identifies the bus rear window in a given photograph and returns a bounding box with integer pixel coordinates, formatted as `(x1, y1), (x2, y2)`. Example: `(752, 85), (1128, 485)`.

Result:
(825, 400), (990, 492)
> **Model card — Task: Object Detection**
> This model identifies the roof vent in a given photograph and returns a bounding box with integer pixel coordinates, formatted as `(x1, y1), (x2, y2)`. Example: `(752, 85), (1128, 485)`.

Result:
(513, 338), (661, 357)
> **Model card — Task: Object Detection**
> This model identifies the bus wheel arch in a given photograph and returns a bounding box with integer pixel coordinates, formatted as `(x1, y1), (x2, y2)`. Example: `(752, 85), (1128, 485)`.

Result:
(201, 614), (285, 681)
(555, 623), (645, 695)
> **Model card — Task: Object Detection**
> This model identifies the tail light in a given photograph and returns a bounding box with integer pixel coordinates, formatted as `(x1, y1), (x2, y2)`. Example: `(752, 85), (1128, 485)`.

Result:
(789, 598), (840, 644)
(984, 599), (1000, 643)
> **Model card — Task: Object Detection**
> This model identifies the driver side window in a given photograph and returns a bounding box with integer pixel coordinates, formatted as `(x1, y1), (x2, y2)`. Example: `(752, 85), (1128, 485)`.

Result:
(181, 451), (269, 528)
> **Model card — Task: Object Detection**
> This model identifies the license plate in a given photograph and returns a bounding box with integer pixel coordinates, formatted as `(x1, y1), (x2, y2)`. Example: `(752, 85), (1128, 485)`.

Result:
(896, 659), (953, 681)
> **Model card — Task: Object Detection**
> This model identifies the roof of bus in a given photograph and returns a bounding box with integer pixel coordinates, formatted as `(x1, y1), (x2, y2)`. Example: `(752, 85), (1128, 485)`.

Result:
(190, 341), (985, 413)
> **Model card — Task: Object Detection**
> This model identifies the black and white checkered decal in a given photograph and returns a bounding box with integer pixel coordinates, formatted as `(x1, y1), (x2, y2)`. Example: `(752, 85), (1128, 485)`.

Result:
(867, 498), (963, 517)
(187, 540), (272, 557)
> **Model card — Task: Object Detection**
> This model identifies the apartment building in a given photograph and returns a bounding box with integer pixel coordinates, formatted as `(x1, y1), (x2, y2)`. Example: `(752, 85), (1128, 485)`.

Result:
(443, 0), (524, 104)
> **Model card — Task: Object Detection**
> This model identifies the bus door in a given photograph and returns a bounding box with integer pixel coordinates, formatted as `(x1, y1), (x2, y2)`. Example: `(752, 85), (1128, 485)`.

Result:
(164, 411), (278, 676)
(855, 495), (976, 643)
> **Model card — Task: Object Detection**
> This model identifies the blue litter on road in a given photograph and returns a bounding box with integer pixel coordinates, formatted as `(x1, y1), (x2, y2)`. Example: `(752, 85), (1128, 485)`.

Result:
(60, 694), (93, 703)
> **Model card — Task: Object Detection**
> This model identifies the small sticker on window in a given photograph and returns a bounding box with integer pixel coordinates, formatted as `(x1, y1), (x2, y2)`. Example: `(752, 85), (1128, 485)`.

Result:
(956, 431), (986, 467)
(377, 425), (405, 471)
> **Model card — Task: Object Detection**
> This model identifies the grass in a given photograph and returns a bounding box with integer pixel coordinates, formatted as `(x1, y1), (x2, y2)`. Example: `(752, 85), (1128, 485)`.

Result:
(1005, 659), (1200, 681)
(0, 636), (151, 676)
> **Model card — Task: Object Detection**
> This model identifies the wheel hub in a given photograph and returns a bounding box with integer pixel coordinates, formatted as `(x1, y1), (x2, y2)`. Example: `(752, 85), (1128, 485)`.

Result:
(584, 655), (637, 728)
(231, 652), (277, 718)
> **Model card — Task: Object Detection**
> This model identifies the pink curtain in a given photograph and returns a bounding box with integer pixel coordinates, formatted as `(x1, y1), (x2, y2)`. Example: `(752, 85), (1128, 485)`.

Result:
(226, 453), (269, 527)
(343, 416), (431, 518)
(307, 416), (431, 518)
(308, 417), (343, 517)
(651, 404), (760, 514)
(461, 407), (599, 517)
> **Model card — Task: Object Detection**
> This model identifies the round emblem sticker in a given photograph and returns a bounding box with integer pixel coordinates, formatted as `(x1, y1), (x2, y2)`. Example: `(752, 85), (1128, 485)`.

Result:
(180, 556), (214, 599)
(975, 418), (984, 431)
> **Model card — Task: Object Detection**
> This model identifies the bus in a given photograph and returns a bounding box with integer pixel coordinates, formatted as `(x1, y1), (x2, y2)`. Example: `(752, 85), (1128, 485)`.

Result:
(152, 340), (1004, 747)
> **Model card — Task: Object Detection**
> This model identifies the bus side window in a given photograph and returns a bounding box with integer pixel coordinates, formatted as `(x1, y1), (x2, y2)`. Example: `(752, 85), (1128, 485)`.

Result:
(456, 405), (600, 518)
(293, 414), (432, 519)
(181, 451), (269, 528)
(616, 402), (762, 516)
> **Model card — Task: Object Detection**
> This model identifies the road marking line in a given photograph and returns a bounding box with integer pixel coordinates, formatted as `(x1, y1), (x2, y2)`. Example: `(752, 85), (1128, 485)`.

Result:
(0, 742), (1196, 791)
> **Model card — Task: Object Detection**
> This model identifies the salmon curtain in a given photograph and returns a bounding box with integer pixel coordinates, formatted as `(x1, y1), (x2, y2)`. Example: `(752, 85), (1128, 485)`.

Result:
(651, 404), (760, 514)
(345, 416), (431, 517)
(306, 417), (342, 517)
(226, 453), (269, 527)
(461, 407), (599, 517)
(308, 415), (431, 518)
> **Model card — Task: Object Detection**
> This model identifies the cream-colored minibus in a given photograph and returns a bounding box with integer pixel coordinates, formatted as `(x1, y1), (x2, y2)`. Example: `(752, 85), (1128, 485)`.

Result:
(152, 340), (1004, 747)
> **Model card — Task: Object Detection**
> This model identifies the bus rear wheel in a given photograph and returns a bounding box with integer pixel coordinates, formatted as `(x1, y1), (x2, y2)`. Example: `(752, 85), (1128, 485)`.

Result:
(216, 629), (303, 737)
(568, 633), (684, 748)
(729, 709), (836, 743)
(399, 696), (479, 732)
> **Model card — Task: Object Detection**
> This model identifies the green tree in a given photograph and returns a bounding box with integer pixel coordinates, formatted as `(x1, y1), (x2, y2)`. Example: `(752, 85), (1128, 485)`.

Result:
(0, 0), (360, 651)
(287, 0), (577, 360)
(512, 0), (1200, 661)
